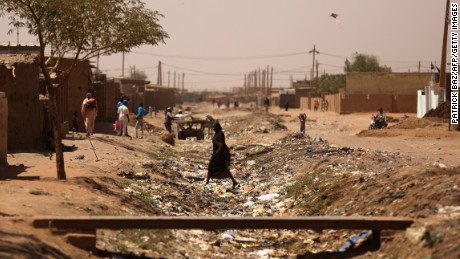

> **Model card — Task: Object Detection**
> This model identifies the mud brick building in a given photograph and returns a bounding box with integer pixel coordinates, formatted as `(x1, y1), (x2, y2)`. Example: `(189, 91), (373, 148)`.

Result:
(300, 72), (434, 114)
(0, 54), (42, 149)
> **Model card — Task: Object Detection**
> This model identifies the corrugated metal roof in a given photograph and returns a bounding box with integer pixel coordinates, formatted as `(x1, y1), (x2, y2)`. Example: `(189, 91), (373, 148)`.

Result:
(0, 54), (38, 64)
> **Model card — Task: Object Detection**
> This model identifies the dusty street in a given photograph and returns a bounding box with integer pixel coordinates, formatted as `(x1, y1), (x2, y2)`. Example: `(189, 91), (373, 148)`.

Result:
(1, 102), (459, 258)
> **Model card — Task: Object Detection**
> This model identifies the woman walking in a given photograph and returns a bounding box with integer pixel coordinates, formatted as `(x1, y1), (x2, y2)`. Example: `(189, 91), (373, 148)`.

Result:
(205, 121), (239, 189)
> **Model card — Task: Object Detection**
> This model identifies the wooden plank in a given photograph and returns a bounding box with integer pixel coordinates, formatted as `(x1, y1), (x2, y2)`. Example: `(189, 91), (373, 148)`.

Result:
(33, 216), (413, 231)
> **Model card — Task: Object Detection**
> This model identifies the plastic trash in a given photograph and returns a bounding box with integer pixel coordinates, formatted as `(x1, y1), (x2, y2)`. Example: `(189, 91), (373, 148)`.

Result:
(313, 137), (323, 142)
(334, 231), (372, 253)
(258, 193), (280, 201)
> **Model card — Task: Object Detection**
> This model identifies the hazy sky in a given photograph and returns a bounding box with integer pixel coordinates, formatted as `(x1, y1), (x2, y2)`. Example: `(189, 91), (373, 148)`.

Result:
(0, 0), (449, 91)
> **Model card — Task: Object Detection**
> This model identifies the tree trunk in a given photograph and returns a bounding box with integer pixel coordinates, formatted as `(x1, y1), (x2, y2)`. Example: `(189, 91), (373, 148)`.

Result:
(47, 84), (67, 180)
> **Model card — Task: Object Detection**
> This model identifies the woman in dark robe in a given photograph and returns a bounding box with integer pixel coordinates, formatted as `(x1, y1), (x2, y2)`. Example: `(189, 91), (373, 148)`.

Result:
(205, 120), (239, 189)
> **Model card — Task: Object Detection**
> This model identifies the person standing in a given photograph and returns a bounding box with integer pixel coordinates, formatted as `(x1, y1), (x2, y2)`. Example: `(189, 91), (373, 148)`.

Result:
(264, 97), (270, 111)
(71, 111), (79, 135)
(81, 92), (98, 136)
(117, 99), (130, 137)
(284, 102), (289, 112)
(314, 100), (319, 111)
(164, 107), (173, 133)
(135, 103), (148, 138)
(299, 113), (307, 135)
(205, 120), (239, 189)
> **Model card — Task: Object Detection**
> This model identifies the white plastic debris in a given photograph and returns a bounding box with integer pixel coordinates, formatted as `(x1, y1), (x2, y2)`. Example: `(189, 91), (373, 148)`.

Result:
(433, 161), (447, 168)
(258, 193), (280, 201)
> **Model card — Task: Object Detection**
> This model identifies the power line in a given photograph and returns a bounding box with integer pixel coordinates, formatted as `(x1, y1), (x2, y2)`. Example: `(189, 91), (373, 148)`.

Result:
(131, 50), (309, 60)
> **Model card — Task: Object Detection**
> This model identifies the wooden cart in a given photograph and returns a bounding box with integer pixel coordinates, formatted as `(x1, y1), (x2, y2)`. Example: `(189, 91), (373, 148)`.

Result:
(174, 118), (207, 140)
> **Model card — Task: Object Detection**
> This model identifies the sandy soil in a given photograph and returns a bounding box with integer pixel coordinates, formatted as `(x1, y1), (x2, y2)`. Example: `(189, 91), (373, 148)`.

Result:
(0, 102), (459, 258)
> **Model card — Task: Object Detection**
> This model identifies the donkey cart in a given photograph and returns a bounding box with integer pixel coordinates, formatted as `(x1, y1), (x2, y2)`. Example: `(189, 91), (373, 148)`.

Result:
(175, 119), (208, 140)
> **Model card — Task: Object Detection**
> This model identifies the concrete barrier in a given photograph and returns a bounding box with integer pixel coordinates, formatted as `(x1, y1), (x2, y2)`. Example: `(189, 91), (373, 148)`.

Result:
(0, 92), (7, 166)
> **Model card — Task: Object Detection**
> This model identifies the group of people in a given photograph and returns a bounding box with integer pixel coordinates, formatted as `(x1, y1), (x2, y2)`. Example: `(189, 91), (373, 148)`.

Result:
(77, 93), (148, 139)
(79, 95), (391, 191)
(115, 96), (149, 138)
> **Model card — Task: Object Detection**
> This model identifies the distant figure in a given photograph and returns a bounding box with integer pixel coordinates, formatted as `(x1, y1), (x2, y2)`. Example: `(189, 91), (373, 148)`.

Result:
(284, 102), (289, 112)
(81, 92), (98, 136)
(264, 97), (270, 111)
(205, 121), (239, 189)
(217, 99), (222, 108)
(234, 100), (239, 108)
(299, 113), (307, 134)
(71, 111), (79, 134)
(117, 99), (130, 137)
(212, 98), (215, 107)
(313, 100), (319, 111)
(226, 100), (230, 109)
(135, 103), (148, 139)
(378, 107), (385, 118)
(164, 107), (173, 133)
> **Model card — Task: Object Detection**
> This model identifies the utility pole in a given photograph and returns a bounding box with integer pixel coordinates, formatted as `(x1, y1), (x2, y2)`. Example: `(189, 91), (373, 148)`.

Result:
(440, 0), (449, 94)
(96, 51), (100, 74)
(258, 68), (261, 91)
(182, 73), (185, 96)
(168, 71), (170, 87)
(316, 59), (319, 79)
(254, 69), (257, 91)
(173, 71), (176, 89)
(157, 61), (162, 86)
(309, 45), (319, 82)
(270, 66), (273, 94)
(122, 52), (125, 78)
(262, 69), (266, 95)
(418, 61), (421, 73)
(244, 75), (247, 94)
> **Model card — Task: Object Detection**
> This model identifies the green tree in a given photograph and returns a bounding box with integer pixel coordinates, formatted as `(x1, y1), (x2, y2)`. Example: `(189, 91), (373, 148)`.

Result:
(130, 69), (148, 80)
(314, 74), (345, 94)
(0, 0), (168, 179)
(344, 52), (392, 73)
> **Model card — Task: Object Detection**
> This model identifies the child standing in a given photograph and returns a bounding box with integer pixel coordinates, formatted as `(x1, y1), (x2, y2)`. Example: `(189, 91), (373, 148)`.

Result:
(71, 111), (79, 134)
(299, 113), (307, 134)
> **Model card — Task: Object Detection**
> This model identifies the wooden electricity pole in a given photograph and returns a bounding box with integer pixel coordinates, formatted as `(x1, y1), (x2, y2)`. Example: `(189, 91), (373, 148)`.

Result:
(440, 0), (449, 93)
(173, 71), (176, 89)
(309, 45), (319, 82)
(270, 66), (273, 93)
(157, 61), (162, 86)
(182, 73), (185, 96)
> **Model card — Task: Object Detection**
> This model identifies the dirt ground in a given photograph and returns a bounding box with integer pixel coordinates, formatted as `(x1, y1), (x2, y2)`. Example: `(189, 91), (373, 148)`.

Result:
(0, 102), (459, 258)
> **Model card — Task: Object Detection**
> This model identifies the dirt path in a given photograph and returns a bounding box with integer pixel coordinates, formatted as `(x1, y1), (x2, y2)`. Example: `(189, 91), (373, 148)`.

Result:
(269, 108), (460, 167)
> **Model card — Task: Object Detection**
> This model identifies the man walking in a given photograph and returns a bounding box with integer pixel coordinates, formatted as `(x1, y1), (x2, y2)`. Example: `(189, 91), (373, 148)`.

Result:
(135, 103), (148, 138)
(117, 99), (130, 137)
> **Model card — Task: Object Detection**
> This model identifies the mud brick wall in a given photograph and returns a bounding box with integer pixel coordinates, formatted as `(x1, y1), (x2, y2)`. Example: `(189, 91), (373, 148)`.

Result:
(103, 81), (122, 121)
(0, 92), (7, 165)
(57, 59), (90, 126)
(338, 93), (417, 114)
(294, 88), (312, 109)
(325, 94), (340, 113)
(346, 72), (431, 95)
(144, 89), (175, 111)
(279, 94), (296, 109)
(339, 94), (393, 114)
(0, 63), (41, 149)
(391, 94), (417, 113)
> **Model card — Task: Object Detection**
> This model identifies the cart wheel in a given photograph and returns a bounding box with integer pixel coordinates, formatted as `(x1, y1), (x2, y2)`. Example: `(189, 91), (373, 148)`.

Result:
(196, 131), (204, 140)
(178, 131), (186, 140)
